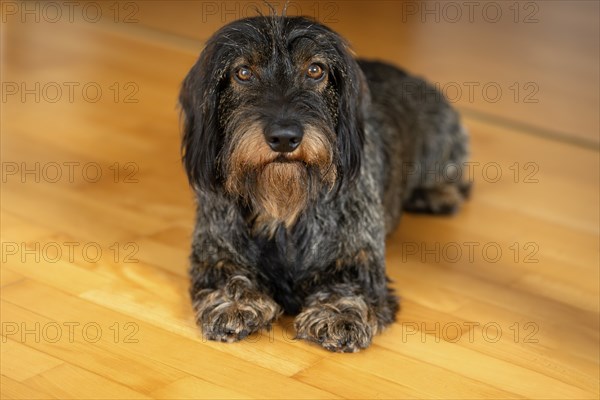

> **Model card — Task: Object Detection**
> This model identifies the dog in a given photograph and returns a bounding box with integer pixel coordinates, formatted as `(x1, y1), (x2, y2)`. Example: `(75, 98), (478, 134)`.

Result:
(179, 15), (470, 352)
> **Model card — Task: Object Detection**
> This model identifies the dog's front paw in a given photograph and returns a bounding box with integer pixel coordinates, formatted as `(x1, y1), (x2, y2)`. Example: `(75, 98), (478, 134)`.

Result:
(193, 276), (281, 343)
(294, 296), (375, 353)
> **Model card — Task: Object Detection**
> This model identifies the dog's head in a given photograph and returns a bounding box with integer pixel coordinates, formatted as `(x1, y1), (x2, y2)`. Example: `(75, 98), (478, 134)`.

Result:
(180, 16), (368, 229)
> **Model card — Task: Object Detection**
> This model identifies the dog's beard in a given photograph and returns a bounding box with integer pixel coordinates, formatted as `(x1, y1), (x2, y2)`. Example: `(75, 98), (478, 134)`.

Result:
(224, 122), (336, 234)
(248, 161), (312, 229)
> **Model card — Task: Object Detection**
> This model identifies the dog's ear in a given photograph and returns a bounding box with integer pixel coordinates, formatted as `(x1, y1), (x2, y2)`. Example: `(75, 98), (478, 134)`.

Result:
(179, 47), (222, 192)
(330, 39), (368, 186)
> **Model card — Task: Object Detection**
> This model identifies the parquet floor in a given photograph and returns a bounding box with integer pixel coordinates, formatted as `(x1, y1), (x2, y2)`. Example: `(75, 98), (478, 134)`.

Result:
(1, 1), (598, 399)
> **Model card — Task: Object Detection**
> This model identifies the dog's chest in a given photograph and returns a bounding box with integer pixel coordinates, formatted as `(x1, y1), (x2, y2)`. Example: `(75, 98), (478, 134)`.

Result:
(254, 227), (315, 314)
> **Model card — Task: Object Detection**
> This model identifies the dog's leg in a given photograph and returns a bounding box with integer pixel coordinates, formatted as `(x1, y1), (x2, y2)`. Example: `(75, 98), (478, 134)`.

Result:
(190, 256), (281, 342)
(403, 124), (471, 215)
(295, 279), (398, 353)
(403, 181), (471, 214)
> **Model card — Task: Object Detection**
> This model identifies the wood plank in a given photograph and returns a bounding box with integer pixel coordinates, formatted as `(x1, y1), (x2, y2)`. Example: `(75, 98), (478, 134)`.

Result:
(1, 300), (186, 395)
(22, 363), (150, 400)
(0, 340), (63, 382)
(1, 281), (337, 399)
(0, 375), (55, 400)
(150, 376), (252, 400)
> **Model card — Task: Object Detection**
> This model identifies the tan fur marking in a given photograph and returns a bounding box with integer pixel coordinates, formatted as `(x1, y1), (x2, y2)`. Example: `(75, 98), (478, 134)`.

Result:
(226, 122), (335, 233)
(335, 249), (369, 269)
(355, 249), (368, 264)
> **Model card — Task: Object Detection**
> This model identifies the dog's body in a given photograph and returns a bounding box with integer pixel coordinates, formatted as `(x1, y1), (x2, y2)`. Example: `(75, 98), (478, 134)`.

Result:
(180, 16), (469, 352)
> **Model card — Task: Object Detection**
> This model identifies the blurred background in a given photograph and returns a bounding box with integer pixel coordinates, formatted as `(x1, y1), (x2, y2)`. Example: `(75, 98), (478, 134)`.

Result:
(1, 1), (599, 399)
(131, 0), (600, 143)
(3, 1), (599, 142)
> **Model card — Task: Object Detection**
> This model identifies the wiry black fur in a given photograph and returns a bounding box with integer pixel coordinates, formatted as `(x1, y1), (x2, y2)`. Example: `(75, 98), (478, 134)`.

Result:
(180, 16), (469, 352)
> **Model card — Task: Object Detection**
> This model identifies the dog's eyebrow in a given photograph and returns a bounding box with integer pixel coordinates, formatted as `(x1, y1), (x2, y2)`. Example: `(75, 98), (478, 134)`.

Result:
(286, 28), (339, 58)
(286, 33), (323, 54)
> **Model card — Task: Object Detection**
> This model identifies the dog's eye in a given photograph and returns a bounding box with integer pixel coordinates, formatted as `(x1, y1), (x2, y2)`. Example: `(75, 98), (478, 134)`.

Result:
(235, 67), (253, 82)
(306, 64), (325, 80)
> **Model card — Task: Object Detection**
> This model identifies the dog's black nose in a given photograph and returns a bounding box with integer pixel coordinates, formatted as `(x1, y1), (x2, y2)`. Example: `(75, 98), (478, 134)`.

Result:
(264, 125), (303, 153)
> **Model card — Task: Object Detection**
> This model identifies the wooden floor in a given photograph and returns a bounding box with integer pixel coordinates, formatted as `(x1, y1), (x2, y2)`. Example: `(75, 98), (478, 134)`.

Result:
(1, 1), (599, 399)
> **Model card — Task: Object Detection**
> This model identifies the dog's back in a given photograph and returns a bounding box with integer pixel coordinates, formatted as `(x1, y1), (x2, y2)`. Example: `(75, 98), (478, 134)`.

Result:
(358, 60), (471, 233)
